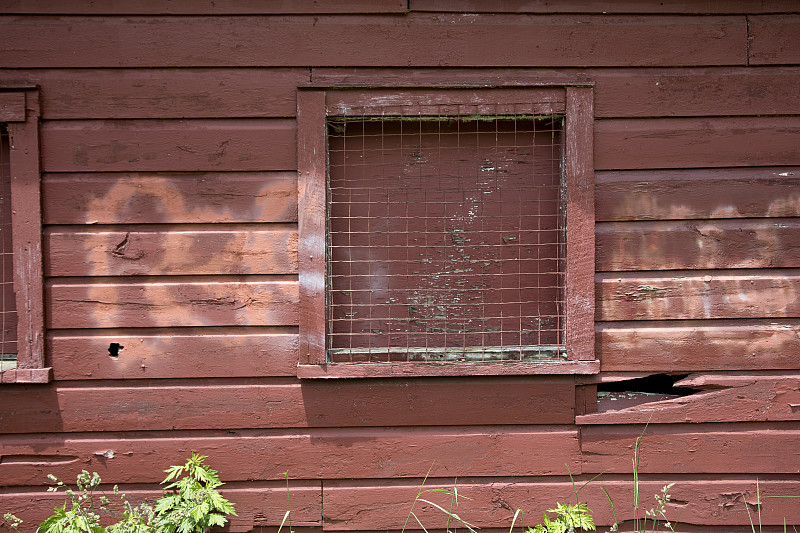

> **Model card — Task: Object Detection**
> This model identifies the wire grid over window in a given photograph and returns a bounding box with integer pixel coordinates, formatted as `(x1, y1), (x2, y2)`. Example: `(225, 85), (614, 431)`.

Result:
(326, 108), (565, 363)
(0, 124), (17, 371)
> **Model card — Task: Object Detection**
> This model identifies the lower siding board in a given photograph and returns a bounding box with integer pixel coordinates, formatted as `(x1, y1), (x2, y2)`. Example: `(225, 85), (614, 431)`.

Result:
(0, 378), (575, 433)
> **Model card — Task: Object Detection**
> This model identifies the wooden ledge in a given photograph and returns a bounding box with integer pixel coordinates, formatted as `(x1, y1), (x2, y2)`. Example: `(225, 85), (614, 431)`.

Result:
(0, 367), (53, 384)
(297, 360), (600, 379)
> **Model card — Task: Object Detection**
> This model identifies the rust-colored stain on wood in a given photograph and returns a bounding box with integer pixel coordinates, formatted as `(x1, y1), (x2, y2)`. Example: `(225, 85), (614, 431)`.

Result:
(1, 2), (799, 531)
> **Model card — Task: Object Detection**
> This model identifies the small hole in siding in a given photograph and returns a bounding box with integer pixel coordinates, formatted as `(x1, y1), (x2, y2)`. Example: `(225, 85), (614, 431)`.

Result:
(108, 343), (124, 357)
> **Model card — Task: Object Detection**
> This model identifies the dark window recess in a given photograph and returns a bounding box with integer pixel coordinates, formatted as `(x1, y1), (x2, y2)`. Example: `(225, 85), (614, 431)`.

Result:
(326, 116), (565, 363)
(0, 124), (16, 370)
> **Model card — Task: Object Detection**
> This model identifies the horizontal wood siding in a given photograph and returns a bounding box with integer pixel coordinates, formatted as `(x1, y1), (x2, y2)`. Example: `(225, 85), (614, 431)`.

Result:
(1, 3), (799, 532)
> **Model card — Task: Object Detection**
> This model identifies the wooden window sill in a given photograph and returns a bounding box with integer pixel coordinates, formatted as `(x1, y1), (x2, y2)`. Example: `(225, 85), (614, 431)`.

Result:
(297, 360), (599, 379)
(0, 367), (53, 384)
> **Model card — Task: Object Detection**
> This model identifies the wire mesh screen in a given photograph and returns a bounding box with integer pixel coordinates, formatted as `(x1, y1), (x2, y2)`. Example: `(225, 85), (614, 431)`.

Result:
(327, 113), (565, 363)
(0, 124), (17, 370)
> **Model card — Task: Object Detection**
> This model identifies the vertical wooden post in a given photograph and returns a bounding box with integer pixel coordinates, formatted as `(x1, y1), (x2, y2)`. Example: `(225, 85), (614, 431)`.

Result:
(296, 89), (327, 366)
(564, 87), (595, 362)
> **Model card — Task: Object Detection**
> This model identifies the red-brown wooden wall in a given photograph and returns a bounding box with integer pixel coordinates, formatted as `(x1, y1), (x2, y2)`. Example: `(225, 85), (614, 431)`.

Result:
(1, 1), (799, 531)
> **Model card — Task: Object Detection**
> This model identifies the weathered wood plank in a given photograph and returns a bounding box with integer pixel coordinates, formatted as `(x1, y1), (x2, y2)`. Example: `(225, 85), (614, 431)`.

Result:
(42, 172), (297, 224)
(581, 425), (800, 474)
(40, 119), (296, 172)
(595, 167), (800, 221)
(0, 484), (322, 533)
(749, 15), (800, 65)
(45, 227), (298, 277)
(595, 117), (800, 170)
(0, 427), (580, 485)
(576, 378), (800, 424)
(0, 377), (576, 433)
(0, 90), (25, 121)
(0, 15), (746, 68)
(48, 329), (298, 379)
(410, 0), (799, 13)
(322, 478), (800, 529)
(596, 219), (800, 271)
(46, 279), (299, 328)
(597, 320), (800, 371)
(0, 0), (407, 14)
(0, 68), (306, 119)
(596, 271), (800, 321)
(312, 67), (800, 118)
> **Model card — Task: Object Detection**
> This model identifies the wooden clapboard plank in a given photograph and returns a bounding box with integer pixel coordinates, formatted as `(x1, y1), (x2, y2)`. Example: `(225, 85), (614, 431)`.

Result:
(0, 484), (322, 533)
(596, 167), (800, 221)
(42, 172), (297, 224)
(322, 478), (800, 529)
(596, 271), (800, 321)
(581, 425), (800, 474)
(595, 117), (800, 170)
(0, 377), (576, 433)
(311, 67), (800, 118)
(0, 91), (25, 121)
(577, 377), (800, 424)
(596, 219), (800, 271)
(48, 329), (298, 379)
(597, 320), (800, 371)
(46, 279), (299, 328)
(0, 0), (407, 14)
(749, 15), (800, 65)
(40, 119), (296, 172)
(0, 427), (579, 485)
(0, 68), (306, 119)
(0, 15), (745, 68)
(45, 227), (298, 276)
(410, 0), (799, 13)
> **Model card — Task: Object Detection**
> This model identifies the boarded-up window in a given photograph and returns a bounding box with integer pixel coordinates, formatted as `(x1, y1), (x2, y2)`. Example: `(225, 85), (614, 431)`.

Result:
(297, 86), (596, 377)
(327, 116), (564, 362)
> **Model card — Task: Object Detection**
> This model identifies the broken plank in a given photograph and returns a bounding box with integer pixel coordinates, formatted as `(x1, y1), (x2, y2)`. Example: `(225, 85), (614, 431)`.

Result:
(0, 15), (745, 68)
(0, 68), (307, 119)
(595, 116), (800, 170)
(576, 378), (800, 424)
(42, 172), (297, 224)
(40, 119), (296, 172)
(48, 328), (298, 379)
(595, 167), (800, 221)
(749, 15), (800, 65)
(596, 219), (800, 271)
(0, 427), (579, 485)
(581, 425), (800, 474)
(46, 279), (299, 328)
(45, 227), (298, 276)
(597, 320), (800, 371)
(596, 270), (800, 321)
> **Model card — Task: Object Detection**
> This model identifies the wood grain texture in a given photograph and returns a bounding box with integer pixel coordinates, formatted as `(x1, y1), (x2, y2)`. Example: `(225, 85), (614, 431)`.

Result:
(42, 172), (297, 224)
(581, 425), (800, 474)
(45, 227), (297, 276)
(0, 484), (322, 533)
(322, 478), (800, 529)
(0, 68), (307, 119)
(410, 0), (800, 13)
(0, 427), (579, 485)
(311, 67), (800, 118)
(0, 0), (407, 14)
(40, 119), (296, 172)
(596, 270), (800, 321)
(595, 117), (800, 170)
(0, 377), (576, 433)
(48, 329), (298, 379)
(597, 320), (800, 371)
(595, 167), (800, 221)
(0, 91), (25, 121)
(749, 15), (800, 65)
(46, 279), (299, 328)
(0, 15), (746, 68)
(577, 377), (800, 424)
(596, 219), (800, 271)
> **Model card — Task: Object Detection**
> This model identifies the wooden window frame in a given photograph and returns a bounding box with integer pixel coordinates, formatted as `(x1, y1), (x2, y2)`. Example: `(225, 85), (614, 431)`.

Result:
(297, 85), (596, 379)
(0, 88), (50, 384)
